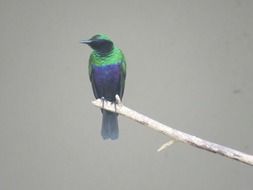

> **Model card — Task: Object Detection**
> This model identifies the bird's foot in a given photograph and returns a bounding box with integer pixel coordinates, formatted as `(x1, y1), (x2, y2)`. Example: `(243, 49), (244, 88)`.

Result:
(115, 95), (122, 105)
(114, 95), (122, 112)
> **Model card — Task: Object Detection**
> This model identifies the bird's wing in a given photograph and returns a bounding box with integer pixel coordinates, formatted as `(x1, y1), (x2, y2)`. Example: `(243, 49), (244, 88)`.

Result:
(89, 55), (99, 99)
(119, 53), (126, 99)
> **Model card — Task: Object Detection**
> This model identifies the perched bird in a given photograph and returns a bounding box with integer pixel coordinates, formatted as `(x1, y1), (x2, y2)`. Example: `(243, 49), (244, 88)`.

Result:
(81, 34), (126, 140)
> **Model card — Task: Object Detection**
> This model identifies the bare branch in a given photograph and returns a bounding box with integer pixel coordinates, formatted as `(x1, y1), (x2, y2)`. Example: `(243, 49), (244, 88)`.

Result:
(92, 98), (253, 166)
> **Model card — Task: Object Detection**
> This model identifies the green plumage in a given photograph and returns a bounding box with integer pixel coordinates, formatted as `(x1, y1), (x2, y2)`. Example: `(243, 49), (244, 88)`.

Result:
(88, 48), (126, 79)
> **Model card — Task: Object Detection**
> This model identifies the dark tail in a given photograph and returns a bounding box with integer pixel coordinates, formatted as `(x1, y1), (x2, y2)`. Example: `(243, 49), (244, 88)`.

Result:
(101, 111), (119, 140)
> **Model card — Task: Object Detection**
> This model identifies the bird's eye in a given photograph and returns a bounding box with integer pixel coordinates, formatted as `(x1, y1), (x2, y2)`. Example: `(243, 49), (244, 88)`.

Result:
(99, 40), (107, 45)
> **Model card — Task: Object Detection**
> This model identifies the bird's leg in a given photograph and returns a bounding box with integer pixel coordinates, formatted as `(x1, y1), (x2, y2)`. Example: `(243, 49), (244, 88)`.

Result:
(101, 97), (105, 113)
(113, 101), (117, 112)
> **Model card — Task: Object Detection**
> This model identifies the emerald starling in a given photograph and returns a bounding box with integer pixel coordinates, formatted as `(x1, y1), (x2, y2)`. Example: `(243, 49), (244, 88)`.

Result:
(81, 34), (126, 140)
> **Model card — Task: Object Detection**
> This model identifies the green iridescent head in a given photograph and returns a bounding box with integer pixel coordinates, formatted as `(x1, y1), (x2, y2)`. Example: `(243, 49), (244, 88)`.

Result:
(80, 34), (114, 55)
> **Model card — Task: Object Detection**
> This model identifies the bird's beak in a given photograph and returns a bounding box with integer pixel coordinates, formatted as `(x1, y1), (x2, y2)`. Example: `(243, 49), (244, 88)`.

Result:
(80, 40), (92, 44)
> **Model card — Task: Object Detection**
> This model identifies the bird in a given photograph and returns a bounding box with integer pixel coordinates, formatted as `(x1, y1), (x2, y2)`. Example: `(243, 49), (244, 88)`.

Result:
(80, 34), (126, 140)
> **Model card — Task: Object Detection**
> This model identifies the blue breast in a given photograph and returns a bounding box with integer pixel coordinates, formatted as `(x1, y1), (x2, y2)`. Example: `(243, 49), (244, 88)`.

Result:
(92, 64), (121, 101)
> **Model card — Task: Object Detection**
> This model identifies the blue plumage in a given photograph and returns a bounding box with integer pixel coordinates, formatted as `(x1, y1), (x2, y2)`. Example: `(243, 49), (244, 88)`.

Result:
(91, 64), (122, 101)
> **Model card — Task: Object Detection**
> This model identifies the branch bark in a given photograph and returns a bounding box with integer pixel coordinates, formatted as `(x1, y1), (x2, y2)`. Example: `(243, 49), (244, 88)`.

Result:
(92, 98), (253, 166)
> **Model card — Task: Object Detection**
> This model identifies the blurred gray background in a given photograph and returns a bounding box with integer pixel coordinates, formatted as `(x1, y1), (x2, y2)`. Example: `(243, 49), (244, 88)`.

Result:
(0, 0), (253, 189)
